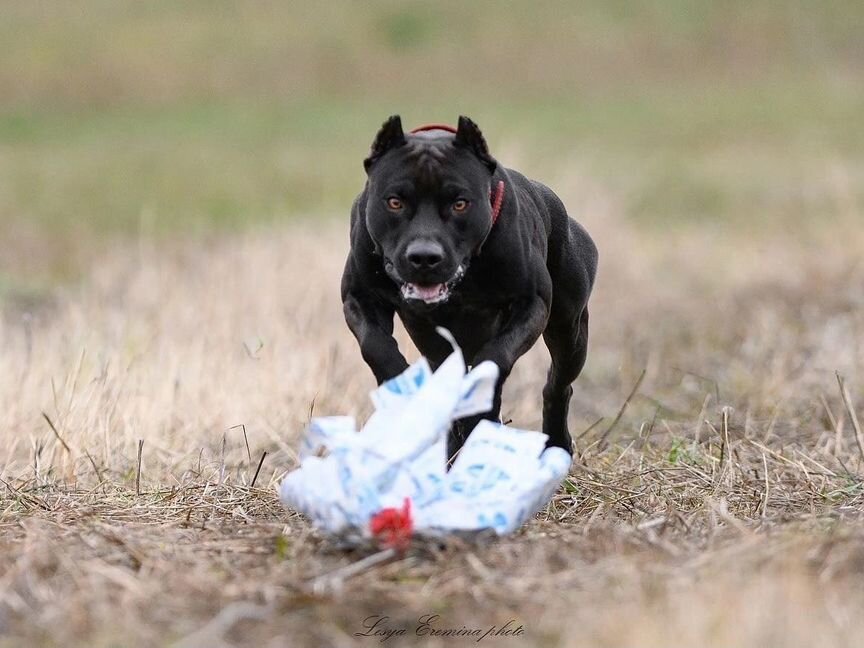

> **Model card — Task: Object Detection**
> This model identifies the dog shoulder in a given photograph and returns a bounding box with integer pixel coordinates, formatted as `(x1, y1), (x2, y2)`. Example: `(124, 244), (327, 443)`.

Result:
(522, 174), (598, 284)
(348, 187), (368, 238)
(525, 177), (568, 220)
(502, 169), (567, 226)
(343, 189), (373, 280)
(347, 187), (381, 260)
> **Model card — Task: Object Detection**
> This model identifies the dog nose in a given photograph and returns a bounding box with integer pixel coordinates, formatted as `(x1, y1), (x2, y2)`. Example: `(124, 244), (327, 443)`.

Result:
(406, 241), (444, 270)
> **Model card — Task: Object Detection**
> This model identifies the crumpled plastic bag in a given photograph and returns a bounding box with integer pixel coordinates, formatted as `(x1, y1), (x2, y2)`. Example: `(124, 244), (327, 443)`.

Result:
(279, 328), (572, 542)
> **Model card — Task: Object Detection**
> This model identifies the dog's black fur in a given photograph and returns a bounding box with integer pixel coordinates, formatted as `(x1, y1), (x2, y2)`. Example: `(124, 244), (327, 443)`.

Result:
(342, 115), (597, 457)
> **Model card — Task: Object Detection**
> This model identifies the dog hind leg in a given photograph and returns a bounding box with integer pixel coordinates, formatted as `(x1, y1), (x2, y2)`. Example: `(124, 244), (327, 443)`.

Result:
(542, 307), (589, 453)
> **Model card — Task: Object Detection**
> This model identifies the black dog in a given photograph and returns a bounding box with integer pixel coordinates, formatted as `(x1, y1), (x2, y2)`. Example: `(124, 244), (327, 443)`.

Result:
(342, 116), (597, 457)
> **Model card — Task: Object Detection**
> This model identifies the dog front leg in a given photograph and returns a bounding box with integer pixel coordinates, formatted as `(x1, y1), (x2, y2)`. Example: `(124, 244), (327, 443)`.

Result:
(473, 294), (550, 381)
(448, 295), (550, 458)
(343, 293), (409, 385)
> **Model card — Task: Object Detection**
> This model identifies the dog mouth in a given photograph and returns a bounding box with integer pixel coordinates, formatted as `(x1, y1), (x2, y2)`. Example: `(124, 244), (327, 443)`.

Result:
(401, 282), (449, 303)
(398, 265), (466, 305)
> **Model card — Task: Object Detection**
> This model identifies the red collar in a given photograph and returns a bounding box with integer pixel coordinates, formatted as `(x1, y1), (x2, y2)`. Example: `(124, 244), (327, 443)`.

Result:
(489, 179), (505, 225)
(409, 123), (457, 135)
(410, 123), (505, 226)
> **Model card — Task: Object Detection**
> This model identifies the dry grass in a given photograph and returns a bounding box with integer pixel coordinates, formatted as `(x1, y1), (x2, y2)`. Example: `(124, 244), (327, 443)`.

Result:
(3, 4), (864, 645)
(2, 189), (864, 647)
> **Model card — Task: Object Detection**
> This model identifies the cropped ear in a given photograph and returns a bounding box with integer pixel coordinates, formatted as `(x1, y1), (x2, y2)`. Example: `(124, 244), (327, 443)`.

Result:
(364, 115), (406, 172)
(454, 115), (497, 173)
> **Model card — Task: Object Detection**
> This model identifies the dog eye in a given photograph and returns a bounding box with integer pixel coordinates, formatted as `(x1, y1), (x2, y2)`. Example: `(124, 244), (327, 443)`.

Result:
(452, 199), (469, 213)
(386, 197), (403, 211)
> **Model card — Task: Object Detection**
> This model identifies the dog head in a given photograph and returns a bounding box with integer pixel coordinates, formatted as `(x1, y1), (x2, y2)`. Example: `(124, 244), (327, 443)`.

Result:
(362, 115), (498, 305)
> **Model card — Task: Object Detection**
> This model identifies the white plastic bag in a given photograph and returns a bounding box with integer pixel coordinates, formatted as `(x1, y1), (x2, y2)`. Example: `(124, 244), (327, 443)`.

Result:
(279, 328), (571, 543)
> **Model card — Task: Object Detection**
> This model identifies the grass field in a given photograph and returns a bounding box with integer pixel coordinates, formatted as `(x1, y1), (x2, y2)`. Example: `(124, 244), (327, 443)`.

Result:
(3, 212), (864, 647)
(2, 2), (864, 647)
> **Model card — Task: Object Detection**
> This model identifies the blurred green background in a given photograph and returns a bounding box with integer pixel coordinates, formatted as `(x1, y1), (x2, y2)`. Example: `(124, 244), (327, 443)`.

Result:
(1, 1), (863, 287)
